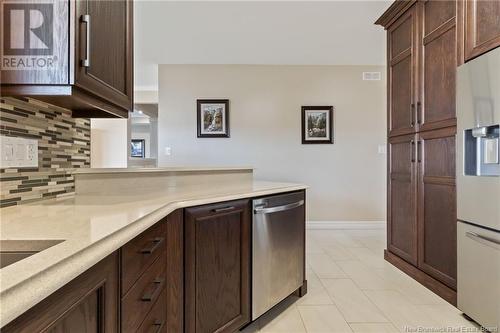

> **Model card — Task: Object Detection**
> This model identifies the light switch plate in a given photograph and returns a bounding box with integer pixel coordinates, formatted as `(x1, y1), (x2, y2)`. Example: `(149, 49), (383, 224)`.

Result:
(0, 136), (39, 168)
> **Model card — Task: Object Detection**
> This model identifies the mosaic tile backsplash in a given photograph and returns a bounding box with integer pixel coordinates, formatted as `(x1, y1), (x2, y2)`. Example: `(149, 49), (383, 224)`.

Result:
(0, 97), (90, 208)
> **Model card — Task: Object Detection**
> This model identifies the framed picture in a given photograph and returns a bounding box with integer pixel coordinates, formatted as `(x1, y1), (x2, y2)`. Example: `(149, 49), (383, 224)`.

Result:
(301, 106), (333, 144)
(197, 99), (230, 138)
(131, 139), (145, 157)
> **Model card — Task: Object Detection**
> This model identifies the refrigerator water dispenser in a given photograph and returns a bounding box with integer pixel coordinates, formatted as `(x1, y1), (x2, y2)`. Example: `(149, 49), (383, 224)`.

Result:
(464, 124), (500, 176)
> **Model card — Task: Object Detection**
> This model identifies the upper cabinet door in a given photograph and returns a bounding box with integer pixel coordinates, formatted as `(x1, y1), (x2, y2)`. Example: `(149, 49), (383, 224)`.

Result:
(418, 0), (457, 131)
(75, 0), (133, 111)
(388, 5), (418, 137)
(464, 0), (500, 61)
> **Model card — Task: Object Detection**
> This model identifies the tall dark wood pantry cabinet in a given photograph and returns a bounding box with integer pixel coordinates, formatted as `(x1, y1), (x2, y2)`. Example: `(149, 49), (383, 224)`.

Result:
(377, 0), (500, 305)
(377, 0), (461, 305)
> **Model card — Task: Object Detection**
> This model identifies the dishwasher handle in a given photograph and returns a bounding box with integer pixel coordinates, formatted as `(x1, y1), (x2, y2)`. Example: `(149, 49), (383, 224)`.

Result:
(254, 200), (304, 214)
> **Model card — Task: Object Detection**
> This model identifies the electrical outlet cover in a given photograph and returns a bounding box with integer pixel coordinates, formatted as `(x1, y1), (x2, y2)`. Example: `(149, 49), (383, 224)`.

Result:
(0, 136), (38, 168)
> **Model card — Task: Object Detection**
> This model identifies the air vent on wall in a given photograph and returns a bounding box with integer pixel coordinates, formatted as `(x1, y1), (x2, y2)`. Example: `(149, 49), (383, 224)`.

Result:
(362, 72), (381, 81)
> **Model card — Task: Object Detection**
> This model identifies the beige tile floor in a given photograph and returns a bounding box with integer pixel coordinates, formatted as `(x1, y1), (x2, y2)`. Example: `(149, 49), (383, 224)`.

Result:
(241, 228), (478, 333)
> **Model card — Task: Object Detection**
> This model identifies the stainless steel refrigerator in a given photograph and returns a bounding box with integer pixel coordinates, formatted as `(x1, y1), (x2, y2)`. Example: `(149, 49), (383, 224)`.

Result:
(457, 46), (500, 331)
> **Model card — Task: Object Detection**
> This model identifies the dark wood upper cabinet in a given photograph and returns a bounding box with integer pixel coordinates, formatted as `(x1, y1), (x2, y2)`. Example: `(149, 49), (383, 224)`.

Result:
(387, 5), (418, 137)
(75, 0), (133, 113)
(464, 0), (500, 61)
(417, 127), (457, 289)
(185, 200), (251, 333)
(418, 0), (457, 131)
(0, 0), (133, 118)
(2, 253), (119, 333)
(388, 134), (418, 265)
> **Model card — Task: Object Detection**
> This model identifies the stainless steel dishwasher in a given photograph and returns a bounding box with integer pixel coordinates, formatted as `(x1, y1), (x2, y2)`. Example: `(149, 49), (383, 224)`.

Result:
(252, 191), (305, 320)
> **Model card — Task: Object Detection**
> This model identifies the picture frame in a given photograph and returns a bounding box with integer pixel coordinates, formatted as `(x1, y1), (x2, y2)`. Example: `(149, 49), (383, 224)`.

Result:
(301, 106), (333, 144)
(131, 139), (145, 158)
(197, 99), (230, 138)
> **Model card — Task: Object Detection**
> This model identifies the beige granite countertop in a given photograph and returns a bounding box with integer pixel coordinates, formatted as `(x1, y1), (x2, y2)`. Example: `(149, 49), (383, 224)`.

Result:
(0, 180), (306, 327)
(73, 166), (254, 174)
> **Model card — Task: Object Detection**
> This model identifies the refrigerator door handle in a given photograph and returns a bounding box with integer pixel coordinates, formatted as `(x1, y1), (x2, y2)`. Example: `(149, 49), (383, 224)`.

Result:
(466, 231), (500, 250)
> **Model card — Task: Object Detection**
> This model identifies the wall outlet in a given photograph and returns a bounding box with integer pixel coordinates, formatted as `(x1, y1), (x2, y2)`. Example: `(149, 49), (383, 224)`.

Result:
(165, 147), (172, 156)
(378, 144), (387, 154)
(0, 136), (39, 168)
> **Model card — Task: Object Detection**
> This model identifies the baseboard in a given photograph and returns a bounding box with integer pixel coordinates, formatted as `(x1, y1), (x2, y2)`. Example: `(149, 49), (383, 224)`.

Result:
(306, 221), (385, 230)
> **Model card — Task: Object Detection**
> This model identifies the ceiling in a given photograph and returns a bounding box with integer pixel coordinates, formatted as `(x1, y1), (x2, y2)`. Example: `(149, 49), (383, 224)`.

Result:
(134, 1), (391, 90)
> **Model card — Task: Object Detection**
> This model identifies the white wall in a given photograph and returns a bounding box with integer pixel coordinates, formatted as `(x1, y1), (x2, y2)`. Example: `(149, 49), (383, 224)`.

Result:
(158, 65), (386, 221)
(90, 119), (128, 168)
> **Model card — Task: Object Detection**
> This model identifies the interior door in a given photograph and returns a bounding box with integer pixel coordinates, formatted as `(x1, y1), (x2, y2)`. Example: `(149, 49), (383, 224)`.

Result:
(464, 0), (500, 61)
(418, 0), (457, 131)
(417, 127), (457, 289)
(388, 134), (418, 265)
(75, 0), (133, 110)
(388, 5), (418, 137)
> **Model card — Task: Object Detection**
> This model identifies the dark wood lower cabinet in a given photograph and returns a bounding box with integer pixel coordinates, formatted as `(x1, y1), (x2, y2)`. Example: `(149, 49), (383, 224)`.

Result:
(2, 199), (279, 332)
(185, 200), (251, 333)
(3, 253), (119, 333)
(166, 209), (185, 333)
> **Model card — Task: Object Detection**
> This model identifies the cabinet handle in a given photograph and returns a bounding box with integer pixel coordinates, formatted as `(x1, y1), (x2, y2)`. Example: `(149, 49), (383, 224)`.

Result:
(141, 277), (164, 302)
(416, 102), (422, 125)
(152, 320), (165, 333)
(411, 140), (415, 163)
(211, 206), (236, 213)
(139, 237), (164, 254)
(81, 14), (90, 67)
(417, 140), (422, 163)
(410, 103), (415, 127)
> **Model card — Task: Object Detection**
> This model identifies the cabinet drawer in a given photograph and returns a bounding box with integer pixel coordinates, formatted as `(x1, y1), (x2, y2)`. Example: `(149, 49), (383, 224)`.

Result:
(122, 252), (167, 332)
(137, 288), (167, 333)
(122, 221), (166, 295)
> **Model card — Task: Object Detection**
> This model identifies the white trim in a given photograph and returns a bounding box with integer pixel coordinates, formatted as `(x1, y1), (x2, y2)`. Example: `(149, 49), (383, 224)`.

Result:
(306, 221), (385, 230)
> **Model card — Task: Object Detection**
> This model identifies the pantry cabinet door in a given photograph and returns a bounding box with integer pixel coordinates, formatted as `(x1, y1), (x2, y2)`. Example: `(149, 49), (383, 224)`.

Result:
(387, 4), (418, 137)
(418, 0), (458, 131)
(388, 134), (418, 265)
(417, 127), (457, 289)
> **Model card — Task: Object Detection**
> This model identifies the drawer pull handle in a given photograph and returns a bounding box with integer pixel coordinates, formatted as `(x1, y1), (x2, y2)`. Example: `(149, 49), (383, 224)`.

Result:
(211, 206), (236, 213)
(152, 320), (165, 333)
(140, 237), (164, 254)
(141, 278), (164, 302)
